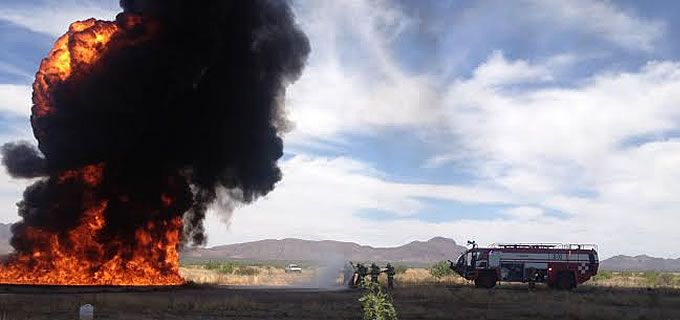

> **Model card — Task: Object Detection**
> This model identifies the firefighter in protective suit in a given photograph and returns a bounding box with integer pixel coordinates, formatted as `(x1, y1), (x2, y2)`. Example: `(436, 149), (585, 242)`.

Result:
(355, 263), (368, 287)
(370, 263), (381, 283)
(385, 263), (396, 289)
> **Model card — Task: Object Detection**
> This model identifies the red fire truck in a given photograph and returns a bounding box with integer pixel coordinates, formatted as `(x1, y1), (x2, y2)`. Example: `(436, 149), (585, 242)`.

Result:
(450, 242), (598, 289)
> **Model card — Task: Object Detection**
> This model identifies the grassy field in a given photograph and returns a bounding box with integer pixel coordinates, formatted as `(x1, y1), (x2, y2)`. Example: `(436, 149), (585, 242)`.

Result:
(179, 261), (343, 287)
(179, 261), (680, 289)
(591, 271), (680, 288)
(0, 263), (679, 319)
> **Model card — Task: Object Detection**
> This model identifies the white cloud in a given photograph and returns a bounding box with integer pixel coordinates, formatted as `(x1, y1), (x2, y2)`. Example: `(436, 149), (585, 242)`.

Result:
(205, 154), (515, 246)
(524, 0), (665, 51)
(286, 0), (443, 144)
(472, 51), (553, 86)
(0, 84), (31, 117)
(0, 167), (33, 224)
(285, 0), (664, 145)
(441, 57), (680, 183)
(203, 153), (678, 258)
(269, 1), (678, 258)
(0, 0), (118, 37)
(416, 53), (680, 257)
(503, 206), (544, 220)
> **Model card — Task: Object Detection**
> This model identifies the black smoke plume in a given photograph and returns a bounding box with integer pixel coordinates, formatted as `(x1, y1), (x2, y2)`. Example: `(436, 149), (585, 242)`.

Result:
(1, 0), (310, 253)
(1, 142), (46, 178)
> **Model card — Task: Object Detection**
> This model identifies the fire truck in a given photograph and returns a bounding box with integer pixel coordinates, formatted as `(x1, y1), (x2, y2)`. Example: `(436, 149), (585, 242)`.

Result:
(449, 241), (598, 289)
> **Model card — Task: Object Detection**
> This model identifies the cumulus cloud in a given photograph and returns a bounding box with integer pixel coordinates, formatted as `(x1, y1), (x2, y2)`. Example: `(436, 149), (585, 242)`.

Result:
(417, 53), (680, 257)
(286, 0), (665, 145)
(205, 153), (680, 257)
(472, 51), (553, 86)
(204, 154), (513, 247)
(233, 1), (678, 257)
(440, 56), (680, 186)
(0, 84), (31, 117)
(0, 165), (33, 222)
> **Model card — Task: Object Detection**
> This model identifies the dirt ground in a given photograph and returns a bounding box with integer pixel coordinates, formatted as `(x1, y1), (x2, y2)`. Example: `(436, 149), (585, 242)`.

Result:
(1, 283), (680, 320)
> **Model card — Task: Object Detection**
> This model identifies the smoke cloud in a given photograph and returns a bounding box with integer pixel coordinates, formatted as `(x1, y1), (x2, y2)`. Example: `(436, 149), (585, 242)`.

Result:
(2, 0), (310, 253)
(1, 142), (46, 178)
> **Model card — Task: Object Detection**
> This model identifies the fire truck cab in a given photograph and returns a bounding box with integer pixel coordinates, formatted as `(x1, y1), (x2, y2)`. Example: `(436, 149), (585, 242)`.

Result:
(450, 242), (598, 289)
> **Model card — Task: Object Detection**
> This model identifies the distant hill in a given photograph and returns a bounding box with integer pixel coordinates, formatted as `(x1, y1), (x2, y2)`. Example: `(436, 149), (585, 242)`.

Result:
(184, 237), (680, 271)
(600, 255), (680, 272)
(182, 236), (467, 266)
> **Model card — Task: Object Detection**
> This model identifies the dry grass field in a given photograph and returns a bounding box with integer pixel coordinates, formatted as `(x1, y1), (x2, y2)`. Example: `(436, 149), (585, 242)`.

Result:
(179, 263), (344, 287)
(0, 265), (679, 319)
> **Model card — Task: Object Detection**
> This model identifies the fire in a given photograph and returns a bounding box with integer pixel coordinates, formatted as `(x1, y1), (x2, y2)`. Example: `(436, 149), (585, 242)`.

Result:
(0, 164), (184, 286)
(0, 0), (308, 286)
(0, 17), (184, 286)
(32, 19), (119, 117)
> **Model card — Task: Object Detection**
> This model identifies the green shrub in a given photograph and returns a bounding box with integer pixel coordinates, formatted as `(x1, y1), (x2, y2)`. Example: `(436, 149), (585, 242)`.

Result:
(204, 261), (221, 270)
(358, 280), (398, 320)
(234, 266), (260, 276)
(656, 273), (675, 287)
(592, 271), (614, 281)
(203, 261), (237, 274)
(216, 263), (236, 274)
(429, 261), (455, 279)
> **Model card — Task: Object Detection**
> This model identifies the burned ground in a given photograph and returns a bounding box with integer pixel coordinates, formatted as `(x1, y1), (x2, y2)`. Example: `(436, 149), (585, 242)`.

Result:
(1, 283), (679, 319)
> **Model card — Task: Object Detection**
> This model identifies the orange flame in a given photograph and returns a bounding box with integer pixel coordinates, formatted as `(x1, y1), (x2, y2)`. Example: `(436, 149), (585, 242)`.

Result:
(0, 164), (184, 286)
(32, 19), (118, 117)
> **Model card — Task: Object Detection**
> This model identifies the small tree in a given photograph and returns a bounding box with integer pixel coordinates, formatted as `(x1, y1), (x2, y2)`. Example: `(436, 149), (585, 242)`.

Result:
(235, 266), (260, 276)
(429, 260), (455, 279)
(358, 280), (398, 320)
(657, 273), (675, 287)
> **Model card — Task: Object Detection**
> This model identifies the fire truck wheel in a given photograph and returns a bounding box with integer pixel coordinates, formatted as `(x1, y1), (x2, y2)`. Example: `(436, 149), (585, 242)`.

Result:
(474, 273), (497, 289)
(556, 272), (575, 290)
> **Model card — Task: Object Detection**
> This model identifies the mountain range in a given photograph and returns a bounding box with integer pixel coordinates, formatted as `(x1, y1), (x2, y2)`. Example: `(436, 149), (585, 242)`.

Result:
(1, 222), (678, 271)
(182, 236), (466, 266)
(600, 254), (680, 272)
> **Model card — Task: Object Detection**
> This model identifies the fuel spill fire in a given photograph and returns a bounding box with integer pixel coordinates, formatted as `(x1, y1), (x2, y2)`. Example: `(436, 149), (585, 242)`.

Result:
(0, 164), (184, 285)
(0, 1), (309, 286)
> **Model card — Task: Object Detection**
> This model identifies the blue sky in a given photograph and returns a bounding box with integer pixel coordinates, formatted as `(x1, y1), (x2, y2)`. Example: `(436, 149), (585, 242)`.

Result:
(2, 0), (680, 258)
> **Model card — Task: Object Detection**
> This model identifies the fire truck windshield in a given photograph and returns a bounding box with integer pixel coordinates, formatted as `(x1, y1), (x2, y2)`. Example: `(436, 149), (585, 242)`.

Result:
(457, 253), (465, 267)
(456, 250), (472, 267)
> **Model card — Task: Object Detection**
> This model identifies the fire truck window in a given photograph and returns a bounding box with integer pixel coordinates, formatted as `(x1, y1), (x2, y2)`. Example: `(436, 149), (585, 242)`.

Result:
(466, 252), (472, 266)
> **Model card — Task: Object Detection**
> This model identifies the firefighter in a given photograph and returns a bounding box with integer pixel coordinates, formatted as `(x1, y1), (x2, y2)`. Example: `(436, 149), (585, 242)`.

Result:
(355, 263), (368, 287)
(370, 263), (381, 284)
(385, 263), (396, 290)
(526, 267), (539, 289)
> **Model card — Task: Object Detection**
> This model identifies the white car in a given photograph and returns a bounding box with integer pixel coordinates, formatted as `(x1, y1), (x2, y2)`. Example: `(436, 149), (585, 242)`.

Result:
(285, 263), (302, 273)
